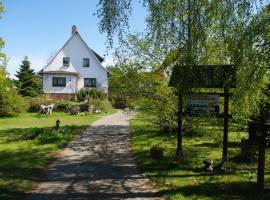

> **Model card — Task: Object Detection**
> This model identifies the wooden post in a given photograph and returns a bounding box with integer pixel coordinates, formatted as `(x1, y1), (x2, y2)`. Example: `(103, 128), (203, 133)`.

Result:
(257, 139), (266, 190)
(176, 92), (184, 160)
(222, 87), (229, 171)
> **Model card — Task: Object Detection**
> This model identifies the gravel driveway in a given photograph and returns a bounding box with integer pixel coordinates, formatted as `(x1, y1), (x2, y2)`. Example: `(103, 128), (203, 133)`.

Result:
(27, 110), (163, 200)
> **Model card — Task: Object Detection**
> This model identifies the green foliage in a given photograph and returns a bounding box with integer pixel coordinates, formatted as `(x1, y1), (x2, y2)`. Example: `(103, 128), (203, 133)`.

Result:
(229, 5), (270, 122)
(88, 99), (111, 112)
(54, 101), (74, 113)
(27, 95), (54, 112)
(69, 104), (80, 115)
(98, 0), (269, 123)
(250, 82), (270, 123)
(108, 62), (159, 108)
(15, 56), (42, 97)
(135, 81), (177, 133)
(0, 68), (26, 116)
(76, 88), (105, 101)
(54, 100), (111, 115)
(96, 0), (132, 46)
(21, 126), (80, 146)
(102, 99), (112, 113)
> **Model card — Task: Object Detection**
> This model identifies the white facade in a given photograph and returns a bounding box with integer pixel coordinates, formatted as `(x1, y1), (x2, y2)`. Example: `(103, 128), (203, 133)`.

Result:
(42, 74), (77, 94)
(40, 28), (108, 95)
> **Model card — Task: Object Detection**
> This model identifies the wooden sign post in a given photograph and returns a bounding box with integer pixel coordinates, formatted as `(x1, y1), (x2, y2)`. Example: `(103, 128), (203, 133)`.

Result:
(169, 65), (236, 169)
(248, 121), (270, 190)
(223, 87), (229, 171)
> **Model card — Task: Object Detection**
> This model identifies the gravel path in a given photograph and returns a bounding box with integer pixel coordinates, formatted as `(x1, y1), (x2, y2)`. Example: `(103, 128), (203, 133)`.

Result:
(27, 110), (163, 200)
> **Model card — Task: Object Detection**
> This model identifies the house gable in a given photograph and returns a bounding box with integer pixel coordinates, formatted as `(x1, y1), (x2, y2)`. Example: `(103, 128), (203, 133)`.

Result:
(40, 31), (107, 74)
(41, 26), (109, 95)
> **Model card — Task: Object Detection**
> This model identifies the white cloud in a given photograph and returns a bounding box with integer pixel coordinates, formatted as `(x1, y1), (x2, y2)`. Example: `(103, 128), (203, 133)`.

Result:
(7, 55), (47, 79)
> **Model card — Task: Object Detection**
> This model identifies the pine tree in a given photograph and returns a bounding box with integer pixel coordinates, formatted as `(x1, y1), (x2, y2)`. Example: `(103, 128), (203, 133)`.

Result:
(15, 56), (42, 97)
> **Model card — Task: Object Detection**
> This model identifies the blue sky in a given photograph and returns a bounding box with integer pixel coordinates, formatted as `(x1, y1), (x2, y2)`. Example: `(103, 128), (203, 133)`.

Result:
(0, 0), (148, 78)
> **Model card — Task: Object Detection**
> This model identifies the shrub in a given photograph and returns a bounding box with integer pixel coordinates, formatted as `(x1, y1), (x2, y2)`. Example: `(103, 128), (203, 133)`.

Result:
(0, 68), (28, 116)
(79, 103), (89, 112)
(69, 104), (80, 115)
(76, 88), (106, 101)
(111, 96), (127, 109)
(0, 88), (27, 116)
(89, 99), (103, 110)
(54, 101), (73, 113)
(134, 82), (177, 134)
(27, 95), (54, 112)
(88, 99), (111, 112)
(102, 100), (112, 113)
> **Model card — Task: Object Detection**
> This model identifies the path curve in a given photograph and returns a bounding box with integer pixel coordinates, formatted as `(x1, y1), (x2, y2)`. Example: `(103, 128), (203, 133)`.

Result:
(28, 110), (163, 200)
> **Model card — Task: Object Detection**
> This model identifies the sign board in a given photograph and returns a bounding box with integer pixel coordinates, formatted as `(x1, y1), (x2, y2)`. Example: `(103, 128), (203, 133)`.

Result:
(248, 121), (270, 146)
(186, 94), (220, 117)
(169, 65), (236, 88)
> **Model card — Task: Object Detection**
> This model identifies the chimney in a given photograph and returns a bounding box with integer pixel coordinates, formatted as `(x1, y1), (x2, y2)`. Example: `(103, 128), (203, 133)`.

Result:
(71, 25), (77, 35)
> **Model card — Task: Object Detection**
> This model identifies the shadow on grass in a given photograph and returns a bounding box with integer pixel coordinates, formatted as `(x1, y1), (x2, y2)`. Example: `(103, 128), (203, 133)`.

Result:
(0, 125), (88, 200)
(131, 117), (270, 200)
(164, 181), (270, 200)
(0, 148), (53, 200)
(195, 141), (240, 148)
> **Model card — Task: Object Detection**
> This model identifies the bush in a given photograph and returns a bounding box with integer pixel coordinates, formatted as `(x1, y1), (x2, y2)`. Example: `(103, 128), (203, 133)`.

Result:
(79, 103), (89, 112)
(69, 104), (80, 115)
(54, 101), (73, 112)
(76, 88), (106, 101)
(88, 99), (111, 112)
(27, 95), (54, 112)
(0, 88), (27, 116)
(89, 99), (103, 110)
(111, 96), (128, 109)
(103, 100), (112, 113)
(0, 69), (27, 116)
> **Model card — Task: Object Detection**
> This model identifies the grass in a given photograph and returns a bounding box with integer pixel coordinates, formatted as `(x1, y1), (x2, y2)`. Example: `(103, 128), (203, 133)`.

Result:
(130, 113), (270, 200)
(0, 109), (117, 200)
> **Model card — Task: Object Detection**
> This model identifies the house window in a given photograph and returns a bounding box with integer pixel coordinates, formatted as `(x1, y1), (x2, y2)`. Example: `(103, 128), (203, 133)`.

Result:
(52, 77), (66, 87)
(83, 58), (90, 67)
(63, 57), (70, 67)
(84, 78), (96, 87)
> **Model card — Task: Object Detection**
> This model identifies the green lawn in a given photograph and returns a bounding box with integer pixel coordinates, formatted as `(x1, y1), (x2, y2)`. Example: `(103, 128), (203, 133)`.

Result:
(130, 113), (270, 200)
(0, 109), (117, 200)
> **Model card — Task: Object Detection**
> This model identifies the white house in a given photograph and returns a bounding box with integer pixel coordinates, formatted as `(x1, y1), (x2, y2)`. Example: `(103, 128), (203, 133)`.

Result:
(39, 25), (108, 100)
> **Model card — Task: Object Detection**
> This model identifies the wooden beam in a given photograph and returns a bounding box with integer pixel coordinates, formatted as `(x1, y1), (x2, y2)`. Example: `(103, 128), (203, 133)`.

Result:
(222, 87), (229, 172)
(257, 142), (266, 190)
(176, 92), (184, 160)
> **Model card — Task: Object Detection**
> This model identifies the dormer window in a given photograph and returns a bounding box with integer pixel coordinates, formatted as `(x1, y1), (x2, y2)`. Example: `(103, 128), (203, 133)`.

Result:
(83, 58), (90, 67)
(63, 57), (70, 67)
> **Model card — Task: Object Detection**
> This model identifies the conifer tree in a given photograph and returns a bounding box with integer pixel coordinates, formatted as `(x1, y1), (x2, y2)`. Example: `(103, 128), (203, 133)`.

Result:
(15, 56), (42, 97)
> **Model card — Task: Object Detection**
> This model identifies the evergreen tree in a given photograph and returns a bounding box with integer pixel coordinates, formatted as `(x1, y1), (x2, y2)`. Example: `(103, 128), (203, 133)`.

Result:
(15, 56), (42, 97)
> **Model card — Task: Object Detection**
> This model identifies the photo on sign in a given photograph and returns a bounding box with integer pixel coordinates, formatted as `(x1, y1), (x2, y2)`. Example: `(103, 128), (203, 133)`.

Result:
(186, 94), (220, 117)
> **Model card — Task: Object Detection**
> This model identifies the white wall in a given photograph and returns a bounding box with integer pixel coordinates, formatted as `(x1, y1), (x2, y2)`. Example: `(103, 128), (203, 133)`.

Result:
(42, 33), (108, 93)
(43, 74), (77, 94)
